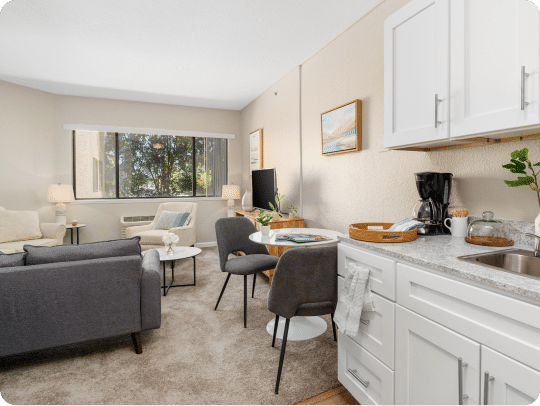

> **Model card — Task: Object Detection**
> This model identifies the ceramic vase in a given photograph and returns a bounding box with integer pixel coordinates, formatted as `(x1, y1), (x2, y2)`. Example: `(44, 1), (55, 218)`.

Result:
(535, 212), (540, 236)
(242, 190), (253, 211)
(260, 225), (271, 235)
(272, 211), (279, 221)
(289, 212), (296, 220)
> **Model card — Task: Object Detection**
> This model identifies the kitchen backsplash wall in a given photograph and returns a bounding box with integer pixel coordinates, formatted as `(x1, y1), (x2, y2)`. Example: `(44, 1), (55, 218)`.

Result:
(240, 0), (540, 234)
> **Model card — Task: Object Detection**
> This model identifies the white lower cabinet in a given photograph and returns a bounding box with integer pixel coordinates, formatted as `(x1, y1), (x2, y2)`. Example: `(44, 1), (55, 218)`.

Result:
(395, 305), (481, 405)
(482, 346), (540, 405)
(337, 241), (540, 405)
(338, 331), (395, 405)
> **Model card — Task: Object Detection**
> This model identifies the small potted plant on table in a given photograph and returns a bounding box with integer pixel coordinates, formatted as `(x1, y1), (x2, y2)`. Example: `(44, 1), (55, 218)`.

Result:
(256, 211), (273, 235)
(268, 193), (285, 221)
(288, 205), (298, 219)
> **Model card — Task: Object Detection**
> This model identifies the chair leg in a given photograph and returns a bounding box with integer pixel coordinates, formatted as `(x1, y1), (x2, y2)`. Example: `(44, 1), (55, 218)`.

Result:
(275, 318), (290, 395)
(214, 273), (231, 310)
(131, 332), (142, 354)
(252, 273), (257, 298)
(244, 275), (247, 328)
(331, 312), (337, 342)
(272, 314), (280, 347)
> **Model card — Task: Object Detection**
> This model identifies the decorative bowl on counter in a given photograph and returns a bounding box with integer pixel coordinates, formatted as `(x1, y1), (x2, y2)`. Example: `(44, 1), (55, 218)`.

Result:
(465, 211), (514, 247)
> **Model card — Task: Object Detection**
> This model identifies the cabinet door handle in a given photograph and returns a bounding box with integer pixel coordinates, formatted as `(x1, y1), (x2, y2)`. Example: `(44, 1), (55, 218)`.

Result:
(360, 318), (370, 325)
(521, 66), (530, 110)
(458, 358), (469, 405)
(435, 94), (442, 128)
(348, 368), (370, 388)
(483, 371), (495, 405)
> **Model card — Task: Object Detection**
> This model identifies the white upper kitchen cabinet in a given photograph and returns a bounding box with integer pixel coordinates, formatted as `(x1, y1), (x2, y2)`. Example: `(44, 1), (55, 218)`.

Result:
(384, 0), (450, 148)
(481, 346), (540, 405)
(450, 0), (540, 138)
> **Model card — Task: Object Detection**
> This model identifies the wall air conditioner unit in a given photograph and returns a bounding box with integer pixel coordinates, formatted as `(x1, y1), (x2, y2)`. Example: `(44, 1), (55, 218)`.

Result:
(120, 215), (155, 238)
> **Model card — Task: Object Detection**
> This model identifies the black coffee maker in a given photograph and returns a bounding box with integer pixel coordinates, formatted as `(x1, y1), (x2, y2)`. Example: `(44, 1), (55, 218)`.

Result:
(413, 172), (453, 235)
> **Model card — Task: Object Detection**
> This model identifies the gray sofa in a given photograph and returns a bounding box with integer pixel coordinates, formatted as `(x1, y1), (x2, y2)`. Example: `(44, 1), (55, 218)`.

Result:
(0, 237), (161, 358)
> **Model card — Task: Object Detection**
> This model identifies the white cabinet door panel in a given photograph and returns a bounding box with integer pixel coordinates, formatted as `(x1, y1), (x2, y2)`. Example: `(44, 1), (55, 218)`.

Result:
(395, 305), (480, 405)
(338, 276), (396, 369)
(384, 0), (450, 148)
(482, 346), (540, 405)
(450, 0), (540, 137)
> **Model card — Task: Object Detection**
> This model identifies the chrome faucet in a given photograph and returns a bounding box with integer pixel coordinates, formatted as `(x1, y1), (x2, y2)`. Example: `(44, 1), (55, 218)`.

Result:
(524, 233), (540, 257)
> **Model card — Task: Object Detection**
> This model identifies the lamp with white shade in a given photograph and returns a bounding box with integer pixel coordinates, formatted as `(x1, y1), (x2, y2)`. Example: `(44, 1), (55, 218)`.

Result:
(47, 184), (75, 224)
(222, 184), (241, 217)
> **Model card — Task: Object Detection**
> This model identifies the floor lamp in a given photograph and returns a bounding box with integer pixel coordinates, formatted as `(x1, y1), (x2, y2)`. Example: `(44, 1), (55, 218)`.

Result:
(222, 185), (241, 217)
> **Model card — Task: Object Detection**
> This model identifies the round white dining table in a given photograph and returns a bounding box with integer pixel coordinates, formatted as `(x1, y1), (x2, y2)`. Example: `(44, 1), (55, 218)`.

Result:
(249, 227), (344, 341)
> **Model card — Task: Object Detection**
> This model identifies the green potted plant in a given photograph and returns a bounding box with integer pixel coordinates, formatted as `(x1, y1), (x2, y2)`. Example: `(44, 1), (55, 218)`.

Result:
(268, 193), (285, 221)
(256, 210), (273, 235)
(288, 205), (298, 219)
(502, 147), (540, 235)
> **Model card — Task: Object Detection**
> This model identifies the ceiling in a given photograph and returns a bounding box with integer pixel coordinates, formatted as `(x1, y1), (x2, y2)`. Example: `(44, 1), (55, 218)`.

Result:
(0, 0), (382, 110)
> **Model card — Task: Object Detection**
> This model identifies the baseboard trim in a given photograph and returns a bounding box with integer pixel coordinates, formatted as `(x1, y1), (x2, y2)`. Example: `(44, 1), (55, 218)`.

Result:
(195, 242), (217, 248)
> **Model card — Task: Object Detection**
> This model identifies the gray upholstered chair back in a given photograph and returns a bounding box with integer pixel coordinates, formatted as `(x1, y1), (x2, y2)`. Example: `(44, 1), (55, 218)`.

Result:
(215, 217), (269, 272)
(268, 246), (337, 319)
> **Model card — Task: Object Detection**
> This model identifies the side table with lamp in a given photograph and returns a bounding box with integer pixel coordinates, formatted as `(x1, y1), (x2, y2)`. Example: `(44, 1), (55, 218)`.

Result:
(222, 184), (241, 217)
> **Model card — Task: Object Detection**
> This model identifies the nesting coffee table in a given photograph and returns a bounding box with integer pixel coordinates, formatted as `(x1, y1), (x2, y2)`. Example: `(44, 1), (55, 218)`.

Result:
(155, 247), (201, 296)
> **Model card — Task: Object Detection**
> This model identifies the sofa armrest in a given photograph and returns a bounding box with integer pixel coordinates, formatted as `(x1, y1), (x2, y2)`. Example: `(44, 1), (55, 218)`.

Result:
(126, 223), (154, 238)
(140, 250), (161, 331)
(40, 223), (66, 244)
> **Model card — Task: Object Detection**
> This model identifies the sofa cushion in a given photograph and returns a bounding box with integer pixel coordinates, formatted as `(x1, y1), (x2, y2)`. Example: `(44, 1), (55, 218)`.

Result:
(24, 237), (142, 265)
(0, 238), (59, 253)
(0, 252), (26, 268)
(134, 229), (169, 245)
(0, 210), (42, 244)
(154, 211), (190, 230)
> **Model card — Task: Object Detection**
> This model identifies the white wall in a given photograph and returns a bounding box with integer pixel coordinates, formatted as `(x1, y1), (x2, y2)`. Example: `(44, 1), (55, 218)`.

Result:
(0, 80), (242, 244)
(0, 80), (57, 218)
(241, 0), (540, 235)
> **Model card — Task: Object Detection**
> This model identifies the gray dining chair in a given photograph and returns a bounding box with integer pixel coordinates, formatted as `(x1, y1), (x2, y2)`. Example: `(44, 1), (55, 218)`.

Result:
(214, 217), (279, 328)
(267, 246), (338, 394)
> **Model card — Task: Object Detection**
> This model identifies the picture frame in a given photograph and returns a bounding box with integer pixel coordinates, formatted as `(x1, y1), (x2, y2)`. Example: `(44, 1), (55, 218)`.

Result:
(321, 99), (362, 156)
(249, 128), (263, 174)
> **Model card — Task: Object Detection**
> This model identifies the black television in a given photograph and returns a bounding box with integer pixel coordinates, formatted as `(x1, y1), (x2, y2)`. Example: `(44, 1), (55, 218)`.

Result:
(252, 169), (277, 211)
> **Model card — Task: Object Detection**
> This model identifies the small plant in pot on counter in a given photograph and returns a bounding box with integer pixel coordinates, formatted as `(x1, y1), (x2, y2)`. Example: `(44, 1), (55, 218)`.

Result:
(256, 211), (273, 235)
(288, 205), (298, 219)
(502, 147), (540, 235)
(268, 193), (285, 220)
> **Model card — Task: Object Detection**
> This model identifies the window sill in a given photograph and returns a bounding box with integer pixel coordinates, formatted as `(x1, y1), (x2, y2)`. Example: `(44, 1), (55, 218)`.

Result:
(72, 197), (226, 205)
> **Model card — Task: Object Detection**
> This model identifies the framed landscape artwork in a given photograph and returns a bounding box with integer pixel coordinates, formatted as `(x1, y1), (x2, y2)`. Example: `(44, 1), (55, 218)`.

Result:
(250, 128), (263, 174)
(321, 99), (362, 156)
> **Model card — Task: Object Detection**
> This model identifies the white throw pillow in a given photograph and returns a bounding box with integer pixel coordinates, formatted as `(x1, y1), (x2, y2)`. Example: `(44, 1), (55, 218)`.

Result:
(0, 210), (42, 244)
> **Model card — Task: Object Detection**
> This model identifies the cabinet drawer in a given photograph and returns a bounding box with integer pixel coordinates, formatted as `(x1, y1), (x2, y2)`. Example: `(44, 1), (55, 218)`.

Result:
(338, 331), (395, 405)
(338, 276), (395, 369)
(338, 244), (396, 301)
(397, 262), (540, 371)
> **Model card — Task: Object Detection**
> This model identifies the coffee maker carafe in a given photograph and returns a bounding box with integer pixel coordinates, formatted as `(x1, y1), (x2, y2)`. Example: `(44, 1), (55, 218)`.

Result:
(413, 172), (453, 235)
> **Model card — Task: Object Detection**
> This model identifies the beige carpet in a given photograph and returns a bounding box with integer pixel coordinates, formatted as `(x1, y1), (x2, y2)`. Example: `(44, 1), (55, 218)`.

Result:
(0, 248), (339, 404)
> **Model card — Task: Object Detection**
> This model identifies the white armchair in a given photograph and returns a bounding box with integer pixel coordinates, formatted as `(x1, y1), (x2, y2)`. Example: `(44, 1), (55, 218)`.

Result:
(125, 202), (198, 251)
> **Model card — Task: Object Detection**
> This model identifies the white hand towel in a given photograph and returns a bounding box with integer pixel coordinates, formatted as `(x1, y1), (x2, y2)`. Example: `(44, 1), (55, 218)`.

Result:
(333, 262), (375, 336)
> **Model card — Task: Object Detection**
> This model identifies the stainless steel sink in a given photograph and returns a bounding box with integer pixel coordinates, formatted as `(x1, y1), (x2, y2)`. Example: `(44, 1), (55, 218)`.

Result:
(458, 249), (540, 280)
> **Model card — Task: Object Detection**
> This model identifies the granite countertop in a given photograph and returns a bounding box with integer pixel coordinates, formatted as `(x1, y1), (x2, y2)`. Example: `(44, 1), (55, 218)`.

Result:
(338, 235), (540, 303)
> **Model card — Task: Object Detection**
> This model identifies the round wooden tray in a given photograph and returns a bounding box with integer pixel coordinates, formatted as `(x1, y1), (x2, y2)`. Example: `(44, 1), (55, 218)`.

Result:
(349, 223), (417, 243)
(465, 236), (514, 247)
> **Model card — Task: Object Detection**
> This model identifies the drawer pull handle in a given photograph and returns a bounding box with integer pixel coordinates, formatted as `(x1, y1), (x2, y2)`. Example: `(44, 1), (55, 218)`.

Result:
(435, 94), (442, 128)
(348, 368), (370, 388)
(360, 318), (370, 325)
(521, 66), (530, 110)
